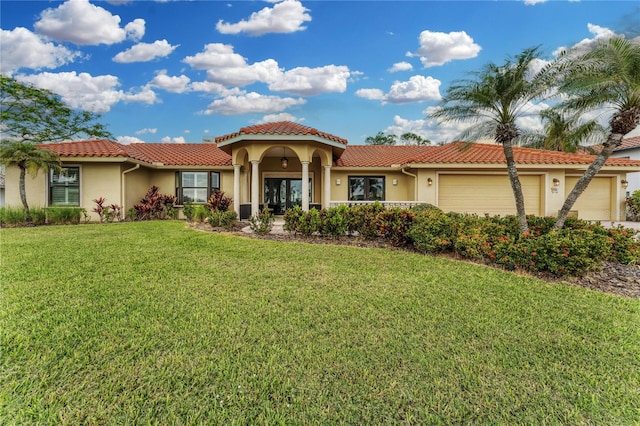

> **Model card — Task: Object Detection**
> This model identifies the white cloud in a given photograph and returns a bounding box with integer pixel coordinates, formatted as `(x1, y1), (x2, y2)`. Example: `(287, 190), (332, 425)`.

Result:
(524, 0), (547, 5)
(258, 113), (303, 124)
(355, 88), (385, 100)
(16, 71), (158, 113)
(388, 62), (413, 73)
(135, 128), (157, 135)
(160, 136), (186, 144)
(124, 18), (145, 42)
(0, 27), (80, 76)
(184, 43), (282, 87)
(184, 43), (351, 96)
(113, 39), (177, 63)
(409, 30), (481, 67)
(554, 23), (617, 57)
(148, 70), (190, 93)
(216, 0), (311, 36)
(202, 92), (305, 115)
(189, 81), (244, 97)
(34, 0), (144, 45)
(117, 135), (146, 144)
(384, 75), (442, 104)
(268, 65), (350, 95)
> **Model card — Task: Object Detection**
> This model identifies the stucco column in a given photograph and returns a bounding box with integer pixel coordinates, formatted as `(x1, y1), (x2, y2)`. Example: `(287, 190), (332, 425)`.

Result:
(301, 161), (309, 211)
(323, 165), (331, 209)
(233, 164), (241, 216)
(251, 160), (259, 216)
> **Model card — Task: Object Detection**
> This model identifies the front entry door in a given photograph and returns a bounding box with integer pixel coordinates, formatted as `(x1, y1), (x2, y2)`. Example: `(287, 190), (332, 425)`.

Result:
(264, 178), (309, 215)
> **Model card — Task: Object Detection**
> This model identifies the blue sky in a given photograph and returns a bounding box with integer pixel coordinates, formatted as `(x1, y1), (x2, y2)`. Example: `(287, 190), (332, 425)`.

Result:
(1, 0), (638, 145)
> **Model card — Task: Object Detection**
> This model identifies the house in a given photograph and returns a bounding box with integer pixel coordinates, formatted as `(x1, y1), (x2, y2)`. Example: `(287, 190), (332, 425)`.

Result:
(611, 136), (640, 197)
(4, 121), (639, 222)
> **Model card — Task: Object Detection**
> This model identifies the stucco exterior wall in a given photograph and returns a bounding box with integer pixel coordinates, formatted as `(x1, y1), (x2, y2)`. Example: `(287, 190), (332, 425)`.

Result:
(611, 148), (640, 196)
(4, 165), (47, 209)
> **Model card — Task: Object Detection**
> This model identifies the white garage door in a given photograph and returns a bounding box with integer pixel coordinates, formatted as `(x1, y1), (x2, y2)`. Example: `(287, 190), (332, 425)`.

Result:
(565, 177), (613, 221)
(438, 174), (543, 217)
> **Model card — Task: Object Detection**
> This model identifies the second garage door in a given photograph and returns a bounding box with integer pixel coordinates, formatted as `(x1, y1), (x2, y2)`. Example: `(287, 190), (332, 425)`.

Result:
(438, 174), (543, 217)
(564, 176), (613, 221)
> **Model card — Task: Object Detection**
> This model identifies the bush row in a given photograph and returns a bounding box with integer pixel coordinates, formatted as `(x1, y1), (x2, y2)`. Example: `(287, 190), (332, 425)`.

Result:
(283, 203), (640, 277)
(0, 206), (88, 227)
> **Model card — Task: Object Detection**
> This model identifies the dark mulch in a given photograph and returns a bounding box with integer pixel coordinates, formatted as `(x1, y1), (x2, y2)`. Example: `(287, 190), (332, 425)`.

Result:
(189, 221), (640, 299)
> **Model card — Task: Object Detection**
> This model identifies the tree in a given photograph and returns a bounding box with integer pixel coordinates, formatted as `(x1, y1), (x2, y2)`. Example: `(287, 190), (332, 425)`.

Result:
(365, 131), (396, 145)
(430, 47), (553, 234)
(0, 76), (112, 223)
(521, 109), (606, 153)
(400, 132), (431, 146)
(551, 37), (640, 230)
(0, 142), (62, 223)
(1, 75), (111, 144)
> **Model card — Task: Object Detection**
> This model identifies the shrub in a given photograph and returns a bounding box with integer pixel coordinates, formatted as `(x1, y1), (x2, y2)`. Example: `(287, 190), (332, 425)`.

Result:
(133, 186), (177, 220)
(376, 208), (415, 246)
(92, 197), (121, 222)
(249, 206), (274, 235)
(319, 205), (350, 238)
(193, 205), (208, 223)
(0, 206), (26, 227)
(31, 208), (47, 226)
(408, 209), (458, 253)
(601, 226), (640, 265)
(283, 205), (304, 234)
(298, 208), (321, 237)
(626, 190), (640, 221)
(349, 202), (385, 239)
(514, 229), (612, 276)
(207, 210), (238, 229)
(45, 207), (86, 225)
(182, 203), (196, 221)
(205, 191), (233, 212)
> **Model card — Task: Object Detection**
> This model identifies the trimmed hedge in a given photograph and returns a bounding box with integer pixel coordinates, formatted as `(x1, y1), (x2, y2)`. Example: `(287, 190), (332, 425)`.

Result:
(284, 204), (639, 277)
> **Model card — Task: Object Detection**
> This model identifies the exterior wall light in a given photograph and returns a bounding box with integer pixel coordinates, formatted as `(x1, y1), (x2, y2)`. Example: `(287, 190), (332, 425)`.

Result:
(335, 178), (341, 185)
(427, 177), (433, 186)
(552, 178), (560, 187)
(621, 179), (628, 189)
(392, 179), (398, 185)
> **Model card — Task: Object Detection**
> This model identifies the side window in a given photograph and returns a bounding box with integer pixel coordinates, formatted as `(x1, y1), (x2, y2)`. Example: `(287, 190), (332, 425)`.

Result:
(176, 171), (220, 204)
(348, 176), (385, 201)
(49, 167), (80, 206)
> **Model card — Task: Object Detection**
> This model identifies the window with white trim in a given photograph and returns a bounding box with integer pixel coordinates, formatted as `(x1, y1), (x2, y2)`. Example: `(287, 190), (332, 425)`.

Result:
(49, 167), (80, 206)
(176, 171), (220, 204)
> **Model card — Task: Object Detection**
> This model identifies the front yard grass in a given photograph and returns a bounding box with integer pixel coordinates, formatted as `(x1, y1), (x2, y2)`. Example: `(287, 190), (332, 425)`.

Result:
(1, 221), (639, 424)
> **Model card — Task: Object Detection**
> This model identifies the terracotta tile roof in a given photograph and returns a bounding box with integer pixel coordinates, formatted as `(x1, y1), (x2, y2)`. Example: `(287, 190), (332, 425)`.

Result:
(216, 121), (348, 145)
(125, 143), (232, 166)
(39, 140), (231, 166)
(615, 136), (640, 151)
(39, 139), (129, 157)
(335, 145), (435, 167)
(407, 142), (640, 167)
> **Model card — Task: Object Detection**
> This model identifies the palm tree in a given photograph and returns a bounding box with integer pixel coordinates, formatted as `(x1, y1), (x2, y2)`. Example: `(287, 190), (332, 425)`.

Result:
(551, 36), (640, 230)
(521, 109), (607, 153)
(0, 141), (62, 223)
(430, 47), (553, 234)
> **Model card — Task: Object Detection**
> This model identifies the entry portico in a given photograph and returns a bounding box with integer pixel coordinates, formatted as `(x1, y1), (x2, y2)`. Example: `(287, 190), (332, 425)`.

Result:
(215, 122), (347, 218)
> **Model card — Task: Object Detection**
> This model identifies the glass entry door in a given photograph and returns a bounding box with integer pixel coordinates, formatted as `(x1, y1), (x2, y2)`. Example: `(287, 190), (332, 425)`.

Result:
(264, 178), (310, 215)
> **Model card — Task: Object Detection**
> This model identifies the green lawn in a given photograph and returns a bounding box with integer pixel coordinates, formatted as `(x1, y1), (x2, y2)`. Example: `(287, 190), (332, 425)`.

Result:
(1, 221), (639, 425)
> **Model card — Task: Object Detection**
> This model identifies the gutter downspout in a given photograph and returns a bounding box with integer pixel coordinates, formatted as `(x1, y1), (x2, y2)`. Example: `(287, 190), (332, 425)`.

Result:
(121, 164), (140, 213)
(401, 166), (418, 200)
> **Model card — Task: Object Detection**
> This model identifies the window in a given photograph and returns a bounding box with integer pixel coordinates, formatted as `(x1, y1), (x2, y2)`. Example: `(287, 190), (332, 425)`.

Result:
(348, 176), (385, 201)
(176, 171), (220, 204)
(49, 167), (80, 206)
